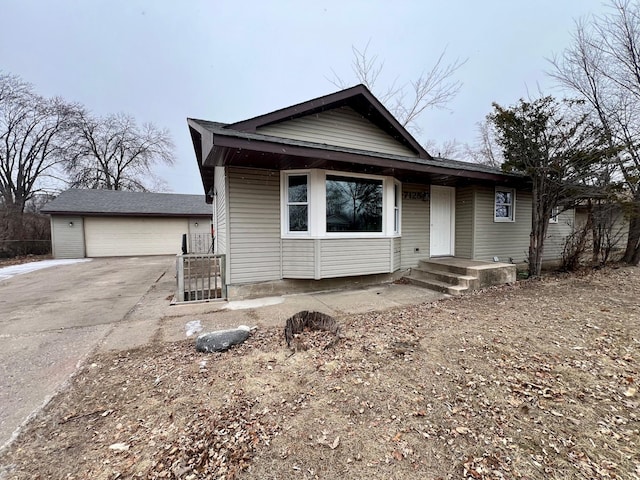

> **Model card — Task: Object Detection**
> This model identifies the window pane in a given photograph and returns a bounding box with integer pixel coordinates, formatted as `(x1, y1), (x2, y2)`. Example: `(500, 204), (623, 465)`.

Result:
(289, 205), (308, 231)
(496, 205), (510, 218)
(496, 191), (511, 204)
(288, 175), (307, 202)
(326, 175), (383, 232)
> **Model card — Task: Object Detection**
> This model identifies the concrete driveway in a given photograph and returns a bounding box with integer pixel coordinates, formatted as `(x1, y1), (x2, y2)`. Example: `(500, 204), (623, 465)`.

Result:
(0, 255), (445, 452)
(0, 256), (175, 450)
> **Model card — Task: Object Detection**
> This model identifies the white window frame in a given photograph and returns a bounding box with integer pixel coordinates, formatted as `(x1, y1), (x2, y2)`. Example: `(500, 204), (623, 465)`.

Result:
(393, 181), (401, 235)
(281, 169), (399, 239)
(494, 187), (516, 222)
(282, 171), (311, 236)
(549, 206), (560, 224)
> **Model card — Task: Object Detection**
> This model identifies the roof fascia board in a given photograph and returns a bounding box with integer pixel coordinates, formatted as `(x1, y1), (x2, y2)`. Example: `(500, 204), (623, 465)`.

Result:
(43, 211), (212, 217)
(212, 135), (516, 183)
(228, 85), (365, 131)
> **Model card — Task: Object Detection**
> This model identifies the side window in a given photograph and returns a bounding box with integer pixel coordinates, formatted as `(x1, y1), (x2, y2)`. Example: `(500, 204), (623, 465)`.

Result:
(549, 206), (559, 223)
(393, 183), (400, 234)
(495, 188), (515, 222)
(286, 174), (309, 233)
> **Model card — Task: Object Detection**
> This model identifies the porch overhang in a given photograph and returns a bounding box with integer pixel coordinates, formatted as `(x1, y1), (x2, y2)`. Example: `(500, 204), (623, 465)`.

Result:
(189, 121), (526, 204)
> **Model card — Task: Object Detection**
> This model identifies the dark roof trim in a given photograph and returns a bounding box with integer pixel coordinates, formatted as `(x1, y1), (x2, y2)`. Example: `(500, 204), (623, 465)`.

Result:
(226, 84), (431, 159)
(210, 134), (517, 183)
(42, 211), (212, 218)
(41, 189), (212, 216)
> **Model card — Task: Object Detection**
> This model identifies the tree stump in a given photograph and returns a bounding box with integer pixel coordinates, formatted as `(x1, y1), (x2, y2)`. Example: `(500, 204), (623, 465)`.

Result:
(284, 311), (341, 350)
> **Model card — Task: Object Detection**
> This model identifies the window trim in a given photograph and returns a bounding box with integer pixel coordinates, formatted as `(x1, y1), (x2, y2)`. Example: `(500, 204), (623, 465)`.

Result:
(393, 181), (401, 235)
(281, 169), (400, 239)
(549, 206), (560, 224)
(494, 187), (516, 223)
(282, 171), (311, 236)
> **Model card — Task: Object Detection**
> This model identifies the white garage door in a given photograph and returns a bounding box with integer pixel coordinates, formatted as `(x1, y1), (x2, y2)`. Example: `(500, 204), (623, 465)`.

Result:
(84, 217), (188, 257)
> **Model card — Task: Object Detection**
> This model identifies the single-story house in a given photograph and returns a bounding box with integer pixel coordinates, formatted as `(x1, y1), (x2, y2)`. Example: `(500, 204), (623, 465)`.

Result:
(42, 189), (212, 258)
(187, 84), (575, 297)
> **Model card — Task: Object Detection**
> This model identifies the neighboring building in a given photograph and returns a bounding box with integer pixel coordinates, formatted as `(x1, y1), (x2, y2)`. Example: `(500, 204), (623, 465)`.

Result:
(186, 84), (575, 296)
(42, 189), (212, 258)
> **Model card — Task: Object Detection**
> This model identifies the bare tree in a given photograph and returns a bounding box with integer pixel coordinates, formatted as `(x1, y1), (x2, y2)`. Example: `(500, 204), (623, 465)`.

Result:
(490, 96), (611, 277)
(0, 72), (79, 254)
(68, 112), (175, 191)
(549, 0), (640, 264)
(463, 119), (504, 168)
(423, 138), (464, 159)
(329, 41), (467, 135)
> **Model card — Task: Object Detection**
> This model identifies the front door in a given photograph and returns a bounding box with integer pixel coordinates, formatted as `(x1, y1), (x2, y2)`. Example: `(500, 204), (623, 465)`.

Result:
(430, 185), (455, 256)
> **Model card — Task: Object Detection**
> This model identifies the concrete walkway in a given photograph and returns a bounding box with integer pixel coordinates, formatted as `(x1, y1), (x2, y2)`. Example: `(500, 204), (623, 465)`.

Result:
(99, 267), (446, 351)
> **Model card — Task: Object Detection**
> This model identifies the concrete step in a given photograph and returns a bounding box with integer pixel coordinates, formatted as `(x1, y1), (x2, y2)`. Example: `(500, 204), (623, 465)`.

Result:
(410, 267), (479, 289)
(405, 276), (468, 296)
(418, 259), (472, 275)
(417, 258), (517, 289)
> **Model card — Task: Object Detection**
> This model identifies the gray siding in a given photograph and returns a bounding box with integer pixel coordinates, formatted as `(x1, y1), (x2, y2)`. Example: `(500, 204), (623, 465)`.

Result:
(543, 209), (575, 261)
(472, 186), (574, 263)
(320, 238), (391, 277)
(455, 186), (474, 259)
(215, 166), (227, 255)
(400, 184), (430, 269)
(227, 167), (281, 284)
(392, 237), (401, 271)
(51, 216), (85, 258)
(473, 186), (532, 263)
(282, 239), (316, 279)
(257, 106), (417, 157)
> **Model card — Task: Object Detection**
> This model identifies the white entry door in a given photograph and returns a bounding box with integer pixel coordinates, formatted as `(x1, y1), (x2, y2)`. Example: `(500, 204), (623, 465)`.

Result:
(430, 185), (455, 256)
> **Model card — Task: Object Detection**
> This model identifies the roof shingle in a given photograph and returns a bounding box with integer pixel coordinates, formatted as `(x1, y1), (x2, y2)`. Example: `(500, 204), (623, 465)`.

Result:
(41, 189), (211, 217)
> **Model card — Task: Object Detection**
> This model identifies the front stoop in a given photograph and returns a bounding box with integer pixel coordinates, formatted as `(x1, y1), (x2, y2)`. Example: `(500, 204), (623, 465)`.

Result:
(405, 257), (516, 296)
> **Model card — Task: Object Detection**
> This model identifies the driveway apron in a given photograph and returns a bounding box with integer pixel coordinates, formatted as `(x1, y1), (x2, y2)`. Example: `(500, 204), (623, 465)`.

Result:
(0, 256), (174, 450)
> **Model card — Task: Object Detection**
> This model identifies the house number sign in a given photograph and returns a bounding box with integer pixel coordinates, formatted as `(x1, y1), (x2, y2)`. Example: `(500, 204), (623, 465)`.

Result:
(403, 191), (429, 201)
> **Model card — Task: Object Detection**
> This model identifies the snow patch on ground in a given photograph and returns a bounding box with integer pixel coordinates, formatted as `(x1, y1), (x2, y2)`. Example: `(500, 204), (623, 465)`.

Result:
(0, 259), (92, 281)
(224, 297), (284, 310)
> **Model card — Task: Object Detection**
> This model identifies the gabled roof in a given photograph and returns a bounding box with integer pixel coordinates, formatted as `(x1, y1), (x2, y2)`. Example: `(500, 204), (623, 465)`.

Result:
(188, 85), (526, 201)
(41, 189), (211, 217)
(227, 84), (430, 158)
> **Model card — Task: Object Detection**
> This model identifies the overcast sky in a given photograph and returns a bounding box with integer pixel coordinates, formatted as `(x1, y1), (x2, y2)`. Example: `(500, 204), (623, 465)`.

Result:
(1, 1), (611, 195)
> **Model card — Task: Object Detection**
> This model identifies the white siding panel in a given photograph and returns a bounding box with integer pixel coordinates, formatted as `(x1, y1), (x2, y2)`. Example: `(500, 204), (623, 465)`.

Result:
(320, 238), (391, 277)
(400, 184), (430, 269)
(282, 239), (315, 278)
(473, 186), (532, 263)
(455, 186), (474, 259)
(51, 216), (85, 258)
(257, 106), (417, 157)
(215, 166), (227, 255)
(228, 167), (281, 284)
(84, 217), (187, 257)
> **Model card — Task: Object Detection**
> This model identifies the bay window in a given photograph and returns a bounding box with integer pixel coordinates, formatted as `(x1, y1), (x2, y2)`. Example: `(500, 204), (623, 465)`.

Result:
(282, 170), (398, 237)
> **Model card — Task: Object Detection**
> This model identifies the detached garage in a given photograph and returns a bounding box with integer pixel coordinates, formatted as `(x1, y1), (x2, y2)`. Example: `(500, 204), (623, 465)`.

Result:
(42, 189), (212, 258)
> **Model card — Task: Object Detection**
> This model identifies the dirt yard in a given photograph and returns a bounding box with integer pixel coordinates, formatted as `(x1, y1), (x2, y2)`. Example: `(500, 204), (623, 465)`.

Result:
(1, 266), (639, 479)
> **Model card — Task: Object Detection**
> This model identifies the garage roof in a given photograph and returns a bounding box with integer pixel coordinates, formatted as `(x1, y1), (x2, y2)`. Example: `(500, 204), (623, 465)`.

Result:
(41, 189), (212, 217)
